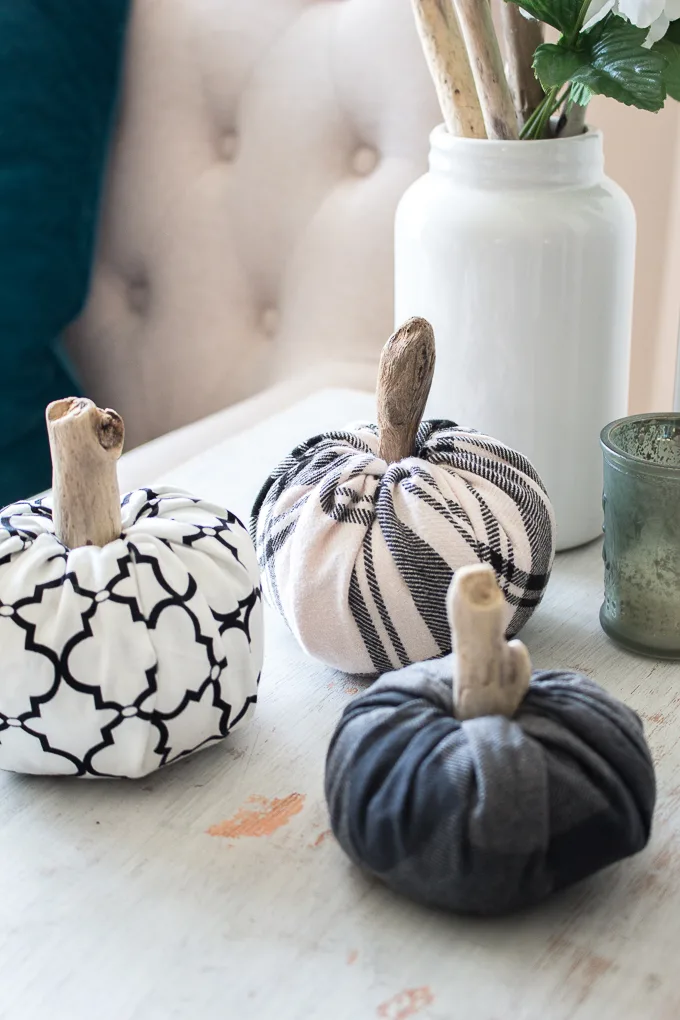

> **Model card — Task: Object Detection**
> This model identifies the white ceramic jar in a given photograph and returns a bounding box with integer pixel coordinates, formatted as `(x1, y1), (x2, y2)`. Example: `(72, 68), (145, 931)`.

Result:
(395, 126), (636, 551)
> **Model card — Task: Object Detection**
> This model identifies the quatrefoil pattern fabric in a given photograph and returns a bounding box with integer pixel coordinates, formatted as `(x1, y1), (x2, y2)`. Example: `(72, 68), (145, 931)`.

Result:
(0, 488), (263, 778)
(252, 421), (555, 675)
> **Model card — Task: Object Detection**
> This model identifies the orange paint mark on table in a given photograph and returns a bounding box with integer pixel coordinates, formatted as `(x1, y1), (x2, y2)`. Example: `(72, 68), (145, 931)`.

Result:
(344, 686), (359, 696)
(652, 848), (673, 869)
(207, 793), (305, 839)
(581, 954), (614, 985)
(544, 937), (616, 1008)
(310, 828), (332, 849)
(347, 949), (358, 965)
(377, 987), (434, 1020)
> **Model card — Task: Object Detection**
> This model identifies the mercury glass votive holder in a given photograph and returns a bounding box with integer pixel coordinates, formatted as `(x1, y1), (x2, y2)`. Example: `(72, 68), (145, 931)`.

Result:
(600, 413), (680, 658)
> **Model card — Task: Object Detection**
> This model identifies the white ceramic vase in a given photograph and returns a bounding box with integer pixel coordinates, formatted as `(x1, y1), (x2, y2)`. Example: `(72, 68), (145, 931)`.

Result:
(395, 126), (636, 551)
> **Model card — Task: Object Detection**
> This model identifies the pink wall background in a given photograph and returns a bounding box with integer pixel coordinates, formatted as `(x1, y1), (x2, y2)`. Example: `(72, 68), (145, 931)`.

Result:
(491, 2), (680, 413)
(592, 99), (680, 413)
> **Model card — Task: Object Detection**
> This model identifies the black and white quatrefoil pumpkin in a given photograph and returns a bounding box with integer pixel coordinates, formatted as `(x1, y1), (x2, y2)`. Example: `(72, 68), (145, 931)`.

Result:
(0, 488), (263, 778)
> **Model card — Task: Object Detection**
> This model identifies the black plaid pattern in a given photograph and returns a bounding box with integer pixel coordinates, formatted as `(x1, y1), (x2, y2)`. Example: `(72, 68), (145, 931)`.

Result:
(251, 420), (555, 676)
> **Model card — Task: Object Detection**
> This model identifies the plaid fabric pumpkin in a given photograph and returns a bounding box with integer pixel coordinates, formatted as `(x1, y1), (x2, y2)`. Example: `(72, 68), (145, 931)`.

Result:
(251, 420), (555, 675)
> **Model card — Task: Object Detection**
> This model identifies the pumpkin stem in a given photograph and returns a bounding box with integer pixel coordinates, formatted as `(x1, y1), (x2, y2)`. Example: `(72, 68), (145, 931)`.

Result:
(447, 564), (531, 719)
(46, 398), (125, 549)
(377, 317), (436, 464)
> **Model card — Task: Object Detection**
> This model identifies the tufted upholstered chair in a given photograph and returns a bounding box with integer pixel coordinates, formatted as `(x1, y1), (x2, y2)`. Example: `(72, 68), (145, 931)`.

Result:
(66, 0), (439, 470)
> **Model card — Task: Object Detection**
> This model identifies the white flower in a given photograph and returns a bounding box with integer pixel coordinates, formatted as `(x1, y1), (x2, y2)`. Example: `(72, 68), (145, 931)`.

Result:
(584, 0), (680, 44)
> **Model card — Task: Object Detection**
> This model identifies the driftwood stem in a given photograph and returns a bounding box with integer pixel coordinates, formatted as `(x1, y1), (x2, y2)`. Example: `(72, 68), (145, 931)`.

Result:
(448, 564), (531, 719)
(557, 101), (588, 138)
(451, 0), (519, 140)
(46, 397), (125, 549)
(377, 317), (436, 464)
(499, 2), (544, 130)
(411, 0), (486, 139)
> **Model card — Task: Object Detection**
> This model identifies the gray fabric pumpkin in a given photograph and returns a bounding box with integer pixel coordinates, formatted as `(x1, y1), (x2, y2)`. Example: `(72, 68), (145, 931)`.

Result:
(324, 568), (656, 916)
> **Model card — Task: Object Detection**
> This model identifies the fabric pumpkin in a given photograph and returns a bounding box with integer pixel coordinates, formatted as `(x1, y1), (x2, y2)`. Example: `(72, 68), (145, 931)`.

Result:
(251, 420), (555, 675)
(0, 487), (262, 778)
(325, 657), (656, 916)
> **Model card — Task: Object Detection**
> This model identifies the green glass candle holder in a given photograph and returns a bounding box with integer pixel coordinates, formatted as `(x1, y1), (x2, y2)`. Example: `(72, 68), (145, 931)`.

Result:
(600, 413), (680, 658)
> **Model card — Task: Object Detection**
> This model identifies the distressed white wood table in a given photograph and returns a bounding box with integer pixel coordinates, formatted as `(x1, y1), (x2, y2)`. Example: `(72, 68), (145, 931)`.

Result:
(2, 390), (679, 1020)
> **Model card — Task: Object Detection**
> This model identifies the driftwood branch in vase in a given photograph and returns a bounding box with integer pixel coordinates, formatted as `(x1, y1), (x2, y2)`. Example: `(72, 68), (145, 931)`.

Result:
(499, 2), (544, 130)
(557, 101), (588, 137)
(411, 0), (486, 138)
(451, 0), (518, 140)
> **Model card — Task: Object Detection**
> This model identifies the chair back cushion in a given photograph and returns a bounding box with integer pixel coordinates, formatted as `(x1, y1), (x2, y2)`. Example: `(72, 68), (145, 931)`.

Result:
(66, 0), (439, 449)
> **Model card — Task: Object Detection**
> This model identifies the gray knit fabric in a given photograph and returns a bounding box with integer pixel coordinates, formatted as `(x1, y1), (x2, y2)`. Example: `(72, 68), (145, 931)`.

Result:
(325, 657), (656, 916)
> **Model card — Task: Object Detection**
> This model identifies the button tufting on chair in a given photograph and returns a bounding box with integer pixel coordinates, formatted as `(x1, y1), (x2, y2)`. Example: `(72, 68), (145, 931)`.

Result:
(65, 0), (440, 451)
(260, 307), (279, 337)
(127, 277), (149, 315)
(220, 129), (239, 162)
(352, 145), (379, 176)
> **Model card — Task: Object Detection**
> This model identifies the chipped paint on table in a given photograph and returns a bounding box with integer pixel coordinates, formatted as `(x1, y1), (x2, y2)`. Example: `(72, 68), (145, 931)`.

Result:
(1, 389), (679, 1020)
(207, 793), (306, 840)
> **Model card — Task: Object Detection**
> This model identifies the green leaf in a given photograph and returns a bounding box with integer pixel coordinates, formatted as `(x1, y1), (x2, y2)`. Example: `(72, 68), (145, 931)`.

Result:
(665, 20), (680, 45)
(533, 42), (584, 89)
(570, 81), (594, 106)
(503, 0), (583, 36)
(653, 20), (680, 102)
(655, 39), (680, 101)
(573, 15), (666, 111)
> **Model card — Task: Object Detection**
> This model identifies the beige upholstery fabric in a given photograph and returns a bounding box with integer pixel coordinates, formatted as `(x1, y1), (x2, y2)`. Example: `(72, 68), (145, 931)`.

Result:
(66, 0), (439, 451)
(115, 359), (379, 492)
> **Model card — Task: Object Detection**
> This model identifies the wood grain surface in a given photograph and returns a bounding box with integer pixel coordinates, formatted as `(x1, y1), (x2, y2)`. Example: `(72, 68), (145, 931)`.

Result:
(377, 317), (435, 463)
(451, 0), (518, 140)
(1, 389), (678, 1020)
(410, 0), (485, 138)
(47, 397), (124, 549)
(499, 1), (544, 130)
